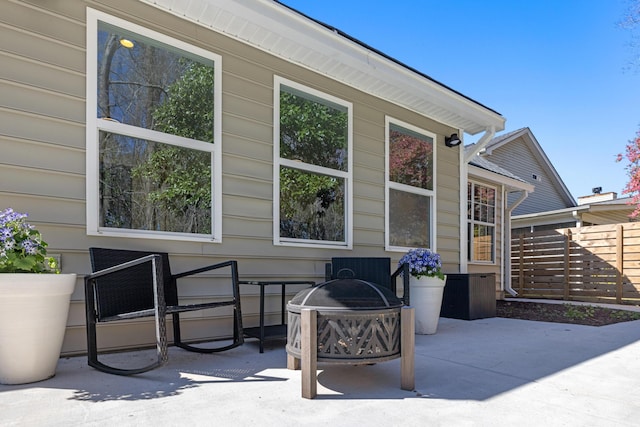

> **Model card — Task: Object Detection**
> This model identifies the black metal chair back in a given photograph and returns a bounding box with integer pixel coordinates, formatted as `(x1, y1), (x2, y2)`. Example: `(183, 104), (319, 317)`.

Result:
(325, 257), (410, 305)
(89, 248), (173, 320)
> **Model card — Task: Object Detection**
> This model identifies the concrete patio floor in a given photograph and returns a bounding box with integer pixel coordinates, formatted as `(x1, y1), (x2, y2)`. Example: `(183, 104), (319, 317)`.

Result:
(2, 313), (640, 426)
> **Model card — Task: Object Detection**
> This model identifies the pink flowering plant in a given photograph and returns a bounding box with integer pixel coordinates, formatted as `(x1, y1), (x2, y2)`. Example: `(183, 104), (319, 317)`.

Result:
(0, 208), (59, 273)
(617, 131), (640, 218)
(398, 248), (445, 280)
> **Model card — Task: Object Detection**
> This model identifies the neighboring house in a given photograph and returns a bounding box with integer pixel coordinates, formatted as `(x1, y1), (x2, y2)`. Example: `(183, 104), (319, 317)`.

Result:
(465, 150), (534, 298)
(1, 0), (505, 355)
(476, 127), (576, 216)
(477, 127), (634, 231)
(512, 191), (636, 232)
(467, 127), (635, 296)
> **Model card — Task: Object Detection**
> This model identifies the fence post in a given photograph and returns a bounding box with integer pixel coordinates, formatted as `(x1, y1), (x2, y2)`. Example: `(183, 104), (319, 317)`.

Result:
(616, 224), (624, 304)
(518, 233), (524, 295)
(564, 229), (571, 300)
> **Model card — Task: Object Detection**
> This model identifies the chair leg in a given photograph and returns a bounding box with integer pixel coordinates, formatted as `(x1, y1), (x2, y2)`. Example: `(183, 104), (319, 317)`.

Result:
(173, 261), (244, 353)
(87, 320), (166, 375)
(88, 352), (166, 376)
(87, 317), (167, 375)
(86, 319), (167, 376)
(85, 277), (167, 376)
(87, 317), (167, 376)
(172, 305), (244, 353)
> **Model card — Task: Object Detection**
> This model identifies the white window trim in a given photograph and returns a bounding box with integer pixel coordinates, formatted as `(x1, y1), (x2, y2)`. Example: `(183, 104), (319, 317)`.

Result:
(273, 76), (353, 249)
(85, 8), (223, 242)
(468, 180), (497, 264)
(385, 116), (437, 252)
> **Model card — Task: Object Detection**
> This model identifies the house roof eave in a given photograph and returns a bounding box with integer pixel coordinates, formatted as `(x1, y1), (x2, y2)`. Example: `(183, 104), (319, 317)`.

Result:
(139, 0), (505, 135)
(468, 164), (534, 193)
(512, 205), (588, 221)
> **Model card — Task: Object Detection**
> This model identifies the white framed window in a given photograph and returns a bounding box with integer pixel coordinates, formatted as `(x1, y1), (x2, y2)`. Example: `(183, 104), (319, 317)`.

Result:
(273, 76), (353, 248)
(467, 181), (496, 263)
(86, 9), (222, 242)
(385, 117), (436, 251)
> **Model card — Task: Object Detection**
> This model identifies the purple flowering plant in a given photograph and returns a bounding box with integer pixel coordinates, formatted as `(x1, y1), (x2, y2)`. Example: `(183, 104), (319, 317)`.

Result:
(0, 208), (59, 273)
(398, 248), (445, 280)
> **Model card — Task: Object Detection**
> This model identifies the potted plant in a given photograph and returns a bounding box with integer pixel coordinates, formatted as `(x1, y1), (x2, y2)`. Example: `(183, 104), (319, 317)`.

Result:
(399, 248), (446, 334)
(0, 208), (76, 384)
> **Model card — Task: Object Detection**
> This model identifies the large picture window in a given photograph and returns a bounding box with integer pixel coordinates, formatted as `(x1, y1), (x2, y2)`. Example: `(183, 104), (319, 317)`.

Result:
(274, 77), (352, 247)
(386, 118), (436, 250)
(86, 9), (222, 241)
(468, 181), (496, 262)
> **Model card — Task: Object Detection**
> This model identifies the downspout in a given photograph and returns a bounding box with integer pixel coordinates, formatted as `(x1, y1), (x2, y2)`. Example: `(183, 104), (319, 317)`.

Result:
(460, 126), (496, 273)
(464, 125), (496, 163)
(572, 210), (582, 227)
(504, 189), (529, 296)
(500, 184), (506, 296)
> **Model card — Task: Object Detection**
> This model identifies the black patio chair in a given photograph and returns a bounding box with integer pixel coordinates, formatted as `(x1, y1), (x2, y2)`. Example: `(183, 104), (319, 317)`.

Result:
(85, 247), (243, 375)
(324, 257), (411, 306)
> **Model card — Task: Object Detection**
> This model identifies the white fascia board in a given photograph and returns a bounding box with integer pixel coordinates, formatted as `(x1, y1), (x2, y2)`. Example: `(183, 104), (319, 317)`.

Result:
(512, 205), (589, 221)
(468, 165), (534, 192)
(140, 0), (504, 134)
(511, 213), (578, 228)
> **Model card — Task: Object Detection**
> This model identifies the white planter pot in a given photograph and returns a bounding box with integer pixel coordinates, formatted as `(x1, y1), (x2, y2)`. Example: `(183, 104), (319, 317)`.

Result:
(0, 274), (76, 385)
(410, 275), (446, 335)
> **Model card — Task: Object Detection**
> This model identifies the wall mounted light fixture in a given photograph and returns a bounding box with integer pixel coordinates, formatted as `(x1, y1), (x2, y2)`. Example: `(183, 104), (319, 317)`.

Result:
(445, 133), (462, 147)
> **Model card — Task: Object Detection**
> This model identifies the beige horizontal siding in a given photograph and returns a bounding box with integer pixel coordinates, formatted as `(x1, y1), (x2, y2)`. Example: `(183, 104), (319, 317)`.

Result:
(0, 24), (85, 73)
(0, 108), (85, 148)
(1, 136), (85, 174)
(4, 0), (464, 356)
(1, 52), (85, 97)
(0, 80), (84, 123)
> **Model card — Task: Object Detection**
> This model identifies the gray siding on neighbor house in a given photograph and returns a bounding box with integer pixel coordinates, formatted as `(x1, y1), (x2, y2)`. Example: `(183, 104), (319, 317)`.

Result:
(484, 137), (572, 216)
(1, 0), (462, 355)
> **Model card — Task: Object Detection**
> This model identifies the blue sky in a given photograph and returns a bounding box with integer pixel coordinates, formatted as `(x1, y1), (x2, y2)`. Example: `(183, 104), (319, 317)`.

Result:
(280, 0), (640, 200)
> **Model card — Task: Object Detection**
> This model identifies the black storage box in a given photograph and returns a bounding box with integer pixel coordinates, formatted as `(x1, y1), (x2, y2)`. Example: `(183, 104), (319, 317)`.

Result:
(440, 273), (496, 320)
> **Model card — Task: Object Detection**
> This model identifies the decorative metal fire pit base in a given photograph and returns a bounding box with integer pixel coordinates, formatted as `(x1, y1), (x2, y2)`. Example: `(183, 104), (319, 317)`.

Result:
(285, 278), (415, 399)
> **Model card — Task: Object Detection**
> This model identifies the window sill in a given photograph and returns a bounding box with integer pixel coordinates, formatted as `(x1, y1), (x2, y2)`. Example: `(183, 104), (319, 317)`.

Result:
(88, 229), (220, 243)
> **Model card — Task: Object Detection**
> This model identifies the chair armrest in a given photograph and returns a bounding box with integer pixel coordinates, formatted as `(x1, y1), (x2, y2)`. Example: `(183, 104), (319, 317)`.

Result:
(85, 254), (162, 281)
(391, 262), (411, 306)
(172, 260), (238, 280)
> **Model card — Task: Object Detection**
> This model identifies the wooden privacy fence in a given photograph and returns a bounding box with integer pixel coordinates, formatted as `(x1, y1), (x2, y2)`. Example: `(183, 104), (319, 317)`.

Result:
(511, 222), (640, 305)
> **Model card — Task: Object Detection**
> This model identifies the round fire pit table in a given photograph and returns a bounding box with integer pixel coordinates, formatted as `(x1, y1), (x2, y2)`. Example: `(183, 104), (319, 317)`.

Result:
(286, 278), (415, 399)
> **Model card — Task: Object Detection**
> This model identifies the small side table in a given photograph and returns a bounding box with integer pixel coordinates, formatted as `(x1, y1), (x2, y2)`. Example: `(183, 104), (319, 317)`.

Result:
(240, 280), (314, 353)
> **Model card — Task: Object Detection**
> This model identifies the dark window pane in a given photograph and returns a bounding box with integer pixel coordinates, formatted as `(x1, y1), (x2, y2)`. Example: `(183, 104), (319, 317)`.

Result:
(279, 167), (345, 242)
(389, 188), (430, 247)
(97, 22), (215, 143)
(279, 86), (348, 171)
(473, 224), (494, 262)
(99, 131), (212, 234)
(468, 183), (496, 262)
(389, 124), (434, 190)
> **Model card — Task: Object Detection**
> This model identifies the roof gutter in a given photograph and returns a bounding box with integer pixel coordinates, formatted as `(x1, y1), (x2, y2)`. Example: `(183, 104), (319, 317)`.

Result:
(504, 189), (530, 296)
(464, 125), (496, 163)
(572, 210), (583, 227)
